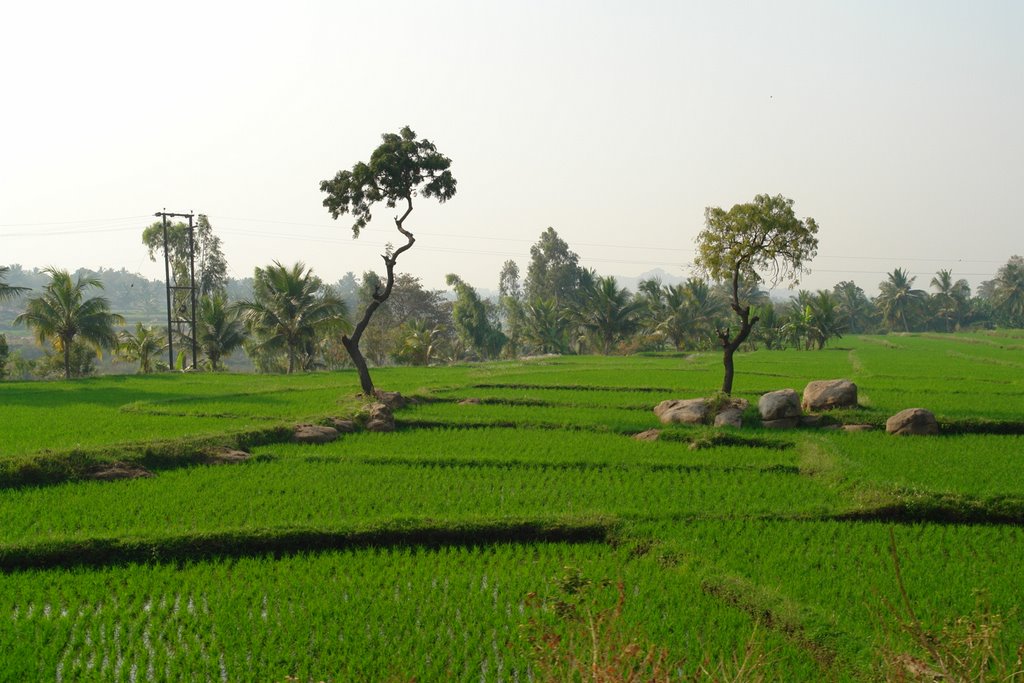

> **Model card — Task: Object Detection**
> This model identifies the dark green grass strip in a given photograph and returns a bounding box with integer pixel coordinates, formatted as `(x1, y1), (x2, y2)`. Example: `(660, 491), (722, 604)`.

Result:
(340, 455), (802, 475)
(470, 382), (676, 393)
(0, 518), (614, 572)
(0, 425), (293, 490)
(830, 495), (1024, 526)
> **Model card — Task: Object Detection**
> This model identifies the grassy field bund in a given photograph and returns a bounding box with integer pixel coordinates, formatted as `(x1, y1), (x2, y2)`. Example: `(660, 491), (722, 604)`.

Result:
(1, 331), (1023, 681)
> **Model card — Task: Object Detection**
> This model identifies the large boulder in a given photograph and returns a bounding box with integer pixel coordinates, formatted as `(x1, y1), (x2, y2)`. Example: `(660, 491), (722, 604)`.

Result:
(291, 424), (340, 444)
(802, 380), (858, 412)
(758, 389), (801, 422)
(886, 408), (939, 435)
(654, 398), (708, 425)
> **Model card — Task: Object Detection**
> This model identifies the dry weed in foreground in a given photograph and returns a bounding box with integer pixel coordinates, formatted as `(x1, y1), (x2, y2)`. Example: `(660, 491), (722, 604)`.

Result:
(879, 529), (1024, 682)
(519, 566), (770, 682)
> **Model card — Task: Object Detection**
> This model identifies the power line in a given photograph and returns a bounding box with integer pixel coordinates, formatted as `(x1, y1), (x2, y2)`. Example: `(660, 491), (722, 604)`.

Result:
(0, 214), (150, 228)
(0, 213), (1009, 276)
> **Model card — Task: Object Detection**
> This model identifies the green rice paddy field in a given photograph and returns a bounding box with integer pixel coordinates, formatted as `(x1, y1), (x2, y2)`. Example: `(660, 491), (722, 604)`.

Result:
(1, 332), (1023, 681)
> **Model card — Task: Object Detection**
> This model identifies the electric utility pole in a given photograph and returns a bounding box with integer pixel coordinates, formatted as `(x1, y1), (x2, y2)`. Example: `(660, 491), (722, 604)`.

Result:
(154, 210), (198, 370)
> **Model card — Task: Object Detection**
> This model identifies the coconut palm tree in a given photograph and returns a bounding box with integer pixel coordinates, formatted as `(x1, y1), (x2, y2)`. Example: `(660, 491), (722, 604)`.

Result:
(991, 255), (1024, 327)
(396, 319), (446, 366)
(15, 268), (124, 379)
(524, 298), (569, 354)
(194, 294), (247, 370)
(0, 266), (30, 303)
(657, 278), (726, 350)
(876, 268), (927, 332)
(929, 269), (971, 332)
(575, 275), (642, 354)
(117, 323), (166, 374)
(805, 290), (845, 349)
(832, 280), (876, 334)
(235, 262), (349, 374)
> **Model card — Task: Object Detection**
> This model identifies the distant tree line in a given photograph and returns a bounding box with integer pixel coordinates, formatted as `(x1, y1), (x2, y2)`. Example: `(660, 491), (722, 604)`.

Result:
(2, 226), (1022, 380)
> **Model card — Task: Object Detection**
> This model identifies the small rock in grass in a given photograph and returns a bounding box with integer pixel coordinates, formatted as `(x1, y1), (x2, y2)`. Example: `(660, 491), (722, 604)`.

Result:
(842, 424), (874, 432)
(886, 408), (939, 436)
(758, 389), (801, 421)
(374, 390), (407, 409)
(632, 429), (661, 442)
(762, 417), (800, 430)
(654, 398), (708, 425)
(206, 448), (251, 464)
(327, 418), (357, 433)
(291, 424), (340, 444)
(458, 398), (482, 405)
(802, 379), (858, 412)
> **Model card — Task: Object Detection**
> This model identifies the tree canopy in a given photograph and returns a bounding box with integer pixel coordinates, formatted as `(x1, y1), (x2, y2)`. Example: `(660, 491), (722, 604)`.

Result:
(695, 194), (819, 394)
(524, 228), (583, 306)
(142, 214), (228, 299)
(320, 126), (456, 395)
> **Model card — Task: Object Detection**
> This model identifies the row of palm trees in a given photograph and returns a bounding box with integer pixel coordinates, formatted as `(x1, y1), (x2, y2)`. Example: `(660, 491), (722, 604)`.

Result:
(488, 262), (1024, 358)
(2, 263), (348, 379)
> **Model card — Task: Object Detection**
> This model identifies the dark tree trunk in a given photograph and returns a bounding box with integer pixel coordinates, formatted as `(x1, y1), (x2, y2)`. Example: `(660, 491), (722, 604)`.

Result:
(717, 266), (758, 395)
(342, 197), (416, 397)
(63, 339), (72, 380)
(721, 342), (736, 395)
(343, 335), (374, 396)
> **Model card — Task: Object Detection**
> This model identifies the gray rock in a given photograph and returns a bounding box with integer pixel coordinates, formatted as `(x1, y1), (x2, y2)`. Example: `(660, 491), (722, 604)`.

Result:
(802, 379), (858, 411)
(842, 424), (875, 432)
(714, 408), (744, 428)
(654, 398), (709, 425)
(758, 389), (801, 421)
(458, 398), (482, 405)
(291, 424), (340, 444)
(886, 408), (939, 435)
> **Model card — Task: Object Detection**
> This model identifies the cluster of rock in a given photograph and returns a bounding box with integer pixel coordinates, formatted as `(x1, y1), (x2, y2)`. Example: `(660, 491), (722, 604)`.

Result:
(651, 379), (940, 436)
(653, 396), (749, 428)
(290, 392), (407, 444)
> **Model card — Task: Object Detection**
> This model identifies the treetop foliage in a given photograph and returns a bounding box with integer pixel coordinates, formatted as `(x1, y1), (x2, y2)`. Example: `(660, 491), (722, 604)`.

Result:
(320, 126), (457, 236)
(695, 194), (819, 290)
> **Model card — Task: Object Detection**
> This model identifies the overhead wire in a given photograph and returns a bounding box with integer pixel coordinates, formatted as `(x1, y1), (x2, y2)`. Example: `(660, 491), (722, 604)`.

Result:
(0, 213), (1009, 280)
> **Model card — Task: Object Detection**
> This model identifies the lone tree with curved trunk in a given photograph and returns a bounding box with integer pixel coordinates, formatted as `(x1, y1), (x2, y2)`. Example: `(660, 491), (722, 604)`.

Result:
(695, 194), (818, 394)
(320, 126), (456, 396)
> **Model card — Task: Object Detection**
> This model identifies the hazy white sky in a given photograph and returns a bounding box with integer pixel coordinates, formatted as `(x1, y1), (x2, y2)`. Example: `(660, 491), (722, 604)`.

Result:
(1, 1), (1021, 295)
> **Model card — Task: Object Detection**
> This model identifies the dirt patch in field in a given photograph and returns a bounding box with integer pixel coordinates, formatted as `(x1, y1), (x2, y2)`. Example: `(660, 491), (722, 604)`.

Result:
(88, 463), (154, 481)
(203, 448), (251, 464)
